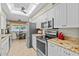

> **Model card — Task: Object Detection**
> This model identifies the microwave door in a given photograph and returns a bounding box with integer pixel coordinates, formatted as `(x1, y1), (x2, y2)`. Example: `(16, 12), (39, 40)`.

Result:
(48, 21), (51, 28)
(52, 18), (54, 28)
(48, 18), (54, 28)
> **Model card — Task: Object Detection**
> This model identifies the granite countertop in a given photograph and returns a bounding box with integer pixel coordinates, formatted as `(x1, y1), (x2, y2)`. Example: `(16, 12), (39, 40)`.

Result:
(0, 34), (11, 38)
(48, 38), (79, 54)
(0, 34), (11, 42)
(33, 34), (79, 54)
(32, 34), (45, 36)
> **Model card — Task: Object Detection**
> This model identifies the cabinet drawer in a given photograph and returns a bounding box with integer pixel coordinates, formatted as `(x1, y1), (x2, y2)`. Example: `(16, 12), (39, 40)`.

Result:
(69, 51), (79, 56)
(62, 48), (79, 56)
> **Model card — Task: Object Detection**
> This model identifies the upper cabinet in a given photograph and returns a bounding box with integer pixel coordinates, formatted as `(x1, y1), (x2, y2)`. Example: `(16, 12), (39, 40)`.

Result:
(67, 3), (79, 28)
(54, 4), (67, 28)
(0, 15), (6, 29)
(0, 4), (6, 29)
(0, 3), (1, 29)
(52, 3), (79, 28)
(35, 3), (79, 28)
(0, 3), (1, 12)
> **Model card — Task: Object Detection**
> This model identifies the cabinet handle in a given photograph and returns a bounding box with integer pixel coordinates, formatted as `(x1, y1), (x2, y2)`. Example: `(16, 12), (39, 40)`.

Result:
(64, 51), (65, 53)
(62, 25), (66, 27)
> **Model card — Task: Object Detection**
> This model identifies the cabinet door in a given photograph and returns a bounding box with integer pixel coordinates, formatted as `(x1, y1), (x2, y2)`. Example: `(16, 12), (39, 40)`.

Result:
(0, 6), (1, 29)
(48, 42), (58, 56)
(54, 4), (67, 28)
(68, 50), (79, 56)
(62, 48), (70, 56)
(71, 52), (79, 56)
(67, 3), (79, 27)
(0, 16), (1, 29)
(1, 38), (9, 56)
(48, 42), (54, 56)
(47, 8), (55, 21)
(56, 45), (64, 56)
(1, 40), (7, 56)
(62, 48), (74, 56)
(1, 16), (6, 29)
(6, 37), (9, 54)
(0, 3), (1, 12)
(32, 35), (36, 50)
(0, 45), (1, 56)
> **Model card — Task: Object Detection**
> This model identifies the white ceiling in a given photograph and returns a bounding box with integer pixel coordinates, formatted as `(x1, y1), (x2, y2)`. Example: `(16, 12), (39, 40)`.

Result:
(1, 3), (47, 21)
(14, 3), (30, 11)
(7, 3), (41, 16)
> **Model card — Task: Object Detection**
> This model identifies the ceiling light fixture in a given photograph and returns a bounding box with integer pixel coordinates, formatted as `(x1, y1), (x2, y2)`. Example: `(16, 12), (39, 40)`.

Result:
(7, 3), (39, 16)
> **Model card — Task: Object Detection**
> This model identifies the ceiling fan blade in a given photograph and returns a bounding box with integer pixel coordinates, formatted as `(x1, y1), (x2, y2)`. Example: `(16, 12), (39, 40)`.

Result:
(22, 10), (27, 14)
(20, 7), (27, 14)
(21, 7), (25, 10)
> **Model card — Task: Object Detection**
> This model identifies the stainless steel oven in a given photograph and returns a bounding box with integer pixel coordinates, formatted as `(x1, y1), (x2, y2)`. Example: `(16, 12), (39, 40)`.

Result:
(37, 38), (48, 56)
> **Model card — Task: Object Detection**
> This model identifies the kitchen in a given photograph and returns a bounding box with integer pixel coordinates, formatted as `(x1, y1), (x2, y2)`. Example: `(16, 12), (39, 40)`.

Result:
(0, 3), (79, 56)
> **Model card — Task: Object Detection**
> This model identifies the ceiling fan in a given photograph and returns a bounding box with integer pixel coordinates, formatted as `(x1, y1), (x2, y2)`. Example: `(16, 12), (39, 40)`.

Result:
(21, 6), (27, 14)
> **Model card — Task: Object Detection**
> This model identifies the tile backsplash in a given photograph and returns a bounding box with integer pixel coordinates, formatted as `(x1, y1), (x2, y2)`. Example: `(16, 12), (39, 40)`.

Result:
(58, 28), (79, 38)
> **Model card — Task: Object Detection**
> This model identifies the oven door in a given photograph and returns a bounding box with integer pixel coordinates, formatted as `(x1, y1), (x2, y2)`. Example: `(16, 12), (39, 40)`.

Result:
(37, 39), (48, 56)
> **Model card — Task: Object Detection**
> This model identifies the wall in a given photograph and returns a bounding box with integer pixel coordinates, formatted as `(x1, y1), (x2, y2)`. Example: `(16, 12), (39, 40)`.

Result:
(30, 3), (56, 28)
(1, 3), (29, 22)
(58, 28), (79, 38)
(6, 14), (29, 22)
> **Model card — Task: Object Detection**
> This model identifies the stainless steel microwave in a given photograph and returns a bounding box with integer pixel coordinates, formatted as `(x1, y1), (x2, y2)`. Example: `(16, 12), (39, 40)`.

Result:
(48, 18), (54, 29)
(41, 18), (55, 29)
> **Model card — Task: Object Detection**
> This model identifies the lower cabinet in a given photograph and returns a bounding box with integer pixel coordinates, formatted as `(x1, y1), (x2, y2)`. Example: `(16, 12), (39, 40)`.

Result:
(0, 46), (1, 56)
(48, 42), (58, 56)
(32, 35), (37, 50)
(48, 42), (79, 56)
(1, 37), (9, 56)
(62, 48), (79, 56)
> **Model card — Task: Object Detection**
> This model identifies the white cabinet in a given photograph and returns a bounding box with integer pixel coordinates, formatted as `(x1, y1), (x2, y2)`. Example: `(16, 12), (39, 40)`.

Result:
(48, 42), (79, 56)
(48, 43), (61, 56)
(54, 4), (67, 28)
(48, 42), (64, 56)
(32, 35), (37, 50)
(0, 3), (1, 29)
(1, 37), (9, 56)
(47, 8), (55, 21)
(67, 3), (79, 27)
(48, 42), (55, 56)
(62, 48), (79, 56)
(0, 3), (6, 29)
(0, 15), (6, 29)
(0, 16), (1, 29)
(35, 3), (79, 28)
(0, 4), (1, 14)
(0, 45), (1, 56)
(53, 3), (79, 28)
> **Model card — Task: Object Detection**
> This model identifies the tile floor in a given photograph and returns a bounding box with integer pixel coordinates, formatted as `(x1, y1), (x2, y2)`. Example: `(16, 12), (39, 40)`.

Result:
(8, 39), (36, 56)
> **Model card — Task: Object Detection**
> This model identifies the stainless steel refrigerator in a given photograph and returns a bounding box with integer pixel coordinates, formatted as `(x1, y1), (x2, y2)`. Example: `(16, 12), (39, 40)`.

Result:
(26, 23), (36, 48)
